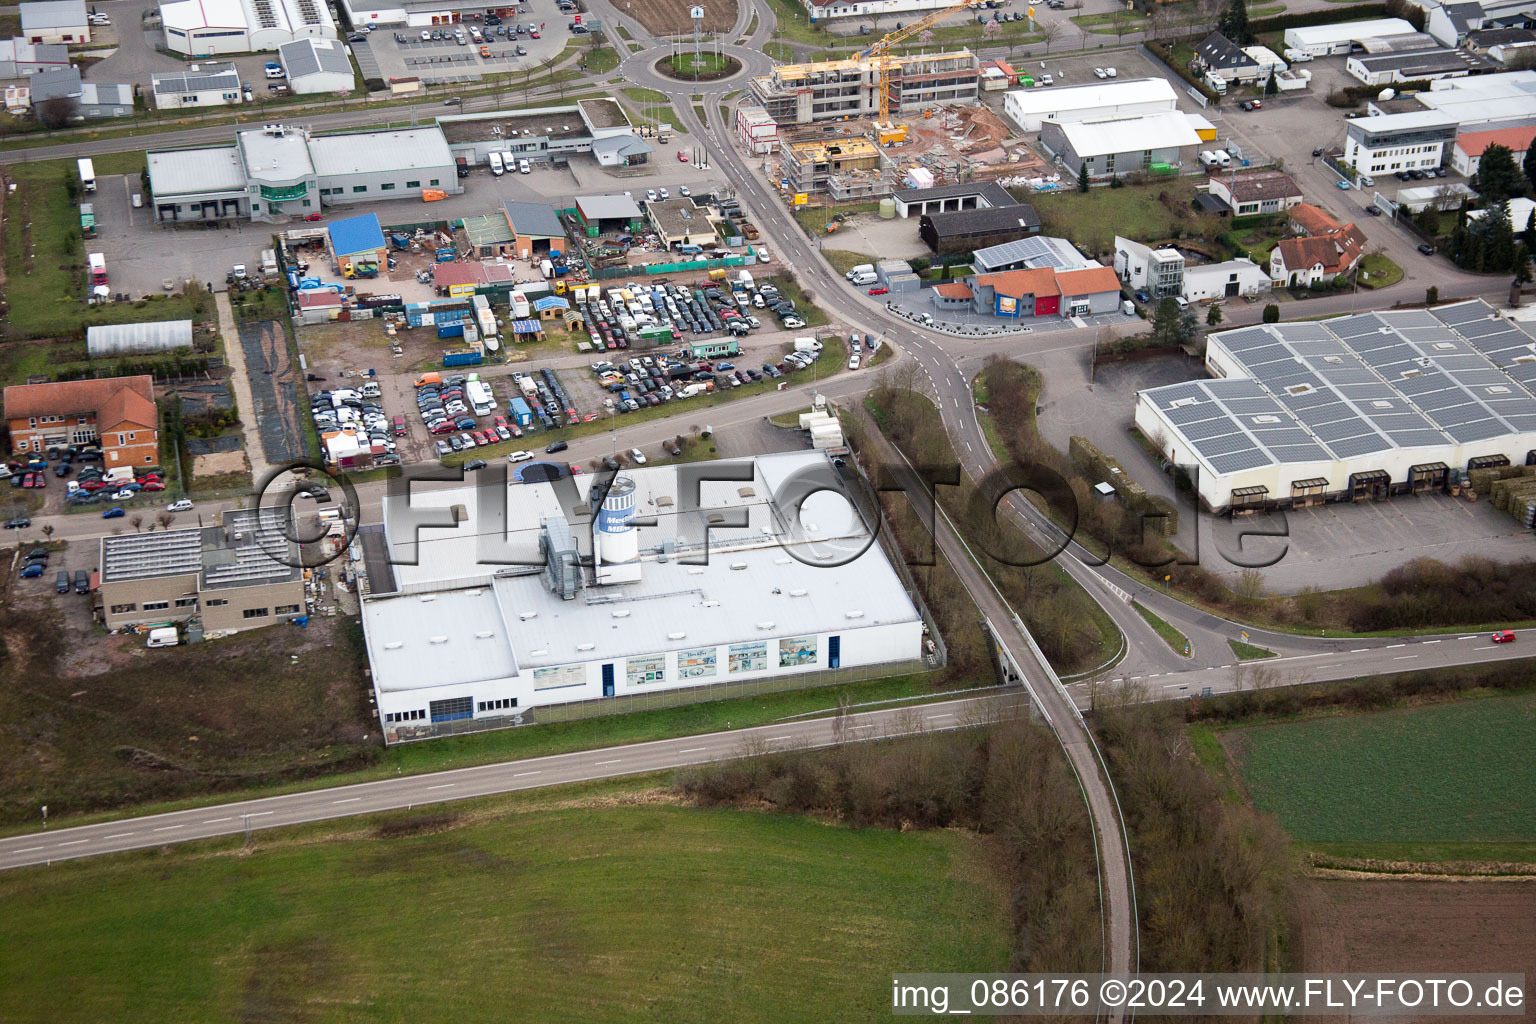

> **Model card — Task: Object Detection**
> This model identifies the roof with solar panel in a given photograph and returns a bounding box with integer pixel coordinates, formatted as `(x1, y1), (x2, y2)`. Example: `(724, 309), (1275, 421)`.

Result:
(99, 507), (302, 589)
(1138, 300), (1536, 473)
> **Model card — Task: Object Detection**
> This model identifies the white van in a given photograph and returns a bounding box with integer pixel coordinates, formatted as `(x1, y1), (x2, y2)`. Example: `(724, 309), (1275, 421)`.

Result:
(1213, 150), (1232, 168)
(843, 264), (874, 281)
(850, 271), (878, 287)
(488, 151), (505, 175)
(147, 627), (180, 648)
(518, 158), (531, 174)
(360, 381), (382, 398)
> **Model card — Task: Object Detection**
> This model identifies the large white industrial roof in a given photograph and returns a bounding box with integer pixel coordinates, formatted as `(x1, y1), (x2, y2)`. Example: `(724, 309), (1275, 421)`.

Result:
(239, 126), (314, 178)
(1286, 17), (1414, 46)
(309, 126), (452, 176)
(1051, 110), (1199, 157)
(159, 0), (246, 32)
(364, 450), (921, 692)
(147, 145), (246, 195)
(1140, 300), (1536, 474)
(1006, 77), (1175, 115)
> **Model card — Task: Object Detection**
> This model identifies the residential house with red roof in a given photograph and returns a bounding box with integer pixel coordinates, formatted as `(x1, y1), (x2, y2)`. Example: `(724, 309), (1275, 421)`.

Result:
(1269, 219), (1368, 287)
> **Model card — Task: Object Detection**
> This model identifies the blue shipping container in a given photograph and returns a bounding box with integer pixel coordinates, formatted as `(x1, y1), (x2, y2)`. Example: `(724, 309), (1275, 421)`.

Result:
(438, 322), (465, 339)
(508, 397), (532, 426)
(443, 349), (483, 366)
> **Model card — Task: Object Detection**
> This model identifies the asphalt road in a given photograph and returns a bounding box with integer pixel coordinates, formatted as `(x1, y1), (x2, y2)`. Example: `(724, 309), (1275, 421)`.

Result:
(0, 692), (1025, 871)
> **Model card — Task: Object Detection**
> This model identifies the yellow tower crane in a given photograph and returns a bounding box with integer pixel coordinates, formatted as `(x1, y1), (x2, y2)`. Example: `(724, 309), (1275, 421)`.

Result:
(855, 0), (985, 145)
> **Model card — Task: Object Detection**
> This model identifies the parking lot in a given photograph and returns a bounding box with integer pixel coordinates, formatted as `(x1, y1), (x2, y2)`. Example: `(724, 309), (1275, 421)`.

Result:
(354, 0), (575, 85)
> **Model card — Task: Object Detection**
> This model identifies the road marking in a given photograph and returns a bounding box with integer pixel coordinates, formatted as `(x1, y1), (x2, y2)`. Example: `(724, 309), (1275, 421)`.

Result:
(594, 759), (622, 766)
(426, 784), (455, 790)
(1393, 655), (1417, 660)
(1474, 646), (1495, 651)
(679, 747), (708, 754)
(152, 825), (183, 832)
(58, 839), (89, 847)
(1386, 643), (1406, 649)
(333, 798), (361, 804)
(103, 833), (134, 840)
(204, 817), (232, 824)
(925, 713), (955, 721)
(1423, 639), (1440, 644)
(1350, 648), (1369, 653)
(765, 735), (793, 742)
(246, 811), (273, 818)
(1459, 635), (1478, 640)
(14, 846), (43, 854)
(513, 771), (542, 777)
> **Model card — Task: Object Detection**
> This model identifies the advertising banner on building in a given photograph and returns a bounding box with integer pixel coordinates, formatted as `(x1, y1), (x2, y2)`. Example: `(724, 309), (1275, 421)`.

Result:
(778, 635), (818, 668)
(532, 665), (585, 690)
(728, 640), (767, 674)
(998, 295), (1018, 315)
(678, 646), (718, 679)
(627, 655), (666, 686)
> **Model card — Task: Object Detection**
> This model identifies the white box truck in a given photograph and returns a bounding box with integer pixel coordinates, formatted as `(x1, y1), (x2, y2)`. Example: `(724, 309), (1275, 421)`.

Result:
(488, 151), (505, 175)
(77, 158), (95, 193)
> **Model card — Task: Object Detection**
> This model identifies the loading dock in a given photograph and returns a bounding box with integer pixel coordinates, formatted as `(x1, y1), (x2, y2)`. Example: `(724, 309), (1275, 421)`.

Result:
(1289, 477), (1328, 507)
(1409, 462), (1448, 493)
(1349, 469), (1391, 502)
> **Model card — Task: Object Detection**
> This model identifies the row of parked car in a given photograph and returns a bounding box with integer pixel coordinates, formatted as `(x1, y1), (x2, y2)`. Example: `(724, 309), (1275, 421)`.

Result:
(312, 382), (401, 466)
(577, 279), (800, 353)
(589, 342), (823, 413)
(16, 545), (89, 593)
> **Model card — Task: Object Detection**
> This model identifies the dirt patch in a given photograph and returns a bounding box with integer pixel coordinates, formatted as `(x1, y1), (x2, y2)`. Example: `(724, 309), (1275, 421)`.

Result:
(629, 0), (737, 34)
(1294, 877), (1536, 1022)
(191, 449), (249, 479)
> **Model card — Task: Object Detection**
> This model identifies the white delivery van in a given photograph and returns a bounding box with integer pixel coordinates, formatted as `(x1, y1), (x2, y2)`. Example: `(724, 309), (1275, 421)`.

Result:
(850, 271), (878, 286)
(488, 151), (505, 175)
(1213, 150), (1232, 168)
(147, 627), (180, 648)
(844, 264), (874, 281)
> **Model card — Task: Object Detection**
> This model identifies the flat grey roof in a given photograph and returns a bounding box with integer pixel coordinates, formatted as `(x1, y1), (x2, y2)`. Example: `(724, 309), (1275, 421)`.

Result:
(21, 0), (86, 30)
(309, 126), (452, 176)
(1142, 300), (1536, 472)
(239, 127), (314, 179)
(502, 200), (564, 239)
(578, 97), (630, 129)
(1351, 48), (1497, 74)
(439, 108), (588, 144)
(648, 197), (709, 237)
(892, 180), (1013, 207)
(576, 193), (643, 220)
(148, 145), (247, 196)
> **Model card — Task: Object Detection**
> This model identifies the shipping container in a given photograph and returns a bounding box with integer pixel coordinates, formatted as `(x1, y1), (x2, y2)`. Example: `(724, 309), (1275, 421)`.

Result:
(438, 322), (466, 339)
(508, 396), (533, 426)
(442, 348), (482, 366)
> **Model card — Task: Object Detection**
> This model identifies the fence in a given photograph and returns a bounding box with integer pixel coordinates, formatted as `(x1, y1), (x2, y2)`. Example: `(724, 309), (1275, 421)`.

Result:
(384, 657), (938, 743)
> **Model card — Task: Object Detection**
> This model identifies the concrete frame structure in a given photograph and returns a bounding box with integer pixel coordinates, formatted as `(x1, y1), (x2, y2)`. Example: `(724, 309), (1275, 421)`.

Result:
(748, 50), (979, 125)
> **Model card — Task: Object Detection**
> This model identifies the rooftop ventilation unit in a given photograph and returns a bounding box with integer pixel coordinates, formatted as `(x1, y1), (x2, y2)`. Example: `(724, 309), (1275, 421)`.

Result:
(755, 621), (776, 629)
(577, 642), (595, 651)
(429, 636), (448, 644)
(519, 611), (538, 620)
(476, 631), (495, 639)
(845, 610), (865, 619)
(384, 641), (403, 649)
(611, 608), (631, 618)
(667, 631), (686, 640)
(730, 562), (747, 570)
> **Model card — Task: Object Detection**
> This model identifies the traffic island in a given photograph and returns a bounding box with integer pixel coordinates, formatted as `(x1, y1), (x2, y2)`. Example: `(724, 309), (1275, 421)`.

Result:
(654, 51), (742, 82)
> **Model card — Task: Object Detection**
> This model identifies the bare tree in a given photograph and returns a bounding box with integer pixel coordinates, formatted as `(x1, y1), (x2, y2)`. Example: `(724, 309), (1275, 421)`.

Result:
(40, 524), (53, 542)
(130, 514), (143, 533)
(36, 95), (78, 130)
(1110, 7), (1135, 41)
(1039, 21), (1061, 54)
(1235, 567), (1265, 603)
(156, 512), (175, 529)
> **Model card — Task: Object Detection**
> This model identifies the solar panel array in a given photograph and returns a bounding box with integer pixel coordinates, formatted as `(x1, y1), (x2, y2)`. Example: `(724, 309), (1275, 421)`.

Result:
(204, 508), (301, 589)
(974, 235), (1088, 272)
(1144, 299), (1536, 470)
(101, 529), (202, 583)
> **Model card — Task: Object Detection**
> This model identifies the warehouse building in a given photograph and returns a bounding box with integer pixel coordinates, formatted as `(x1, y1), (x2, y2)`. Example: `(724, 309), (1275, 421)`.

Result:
(147, 123), (460, 224)
(748, 50), (978, 125)
(1283, 17), (1417, 56)
(918, 202), (1039, 255)
(20, 0), (88, 44)
(438, 101), (644, 169)
(933, 264), (1121, 319)
(29, 66), (134, 119)
(0, 38), (68, 77)
(87, 320), (194, 357)
(1181, 258), (1270, 302)
(1134, 300), (1536, 513)
(1204, 169), (1305, 217)
(150, 64), (242, 109)
(1002, 77), (1177, 133)
(647, 197), (715, 248)
(158, 0), (337, 55)
(973, 233), (1092, 274)
(1450, 123), (1536, 174)
(277, 37), (355, 93)
(1039, 110), (1201, 179)
(359, 451), (929, 743)
(1345, 47), (1496, 85)
(502, 201), (566, 257)
(98, 507), (306, 632)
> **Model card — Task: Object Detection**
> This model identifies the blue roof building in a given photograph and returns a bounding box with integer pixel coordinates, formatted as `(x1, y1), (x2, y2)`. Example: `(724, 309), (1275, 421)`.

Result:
(328, 212), (385, 258)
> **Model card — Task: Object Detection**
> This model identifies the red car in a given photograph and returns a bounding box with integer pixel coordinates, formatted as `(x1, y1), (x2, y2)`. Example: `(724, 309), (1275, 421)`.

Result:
(868, 286), (888, 295)
(1491, 630), (1517, 643)
(304, 213), (322, 222)
(473, 430), (491, 446)
(677, 149), (689, 163)
(142, 480), (165, 491)
(493, 414), (509, 430)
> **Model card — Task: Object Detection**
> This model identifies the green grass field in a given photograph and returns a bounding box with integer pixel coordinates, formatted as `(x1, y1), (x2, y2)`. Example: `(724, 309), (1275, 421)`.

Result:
(0, 788), (1011, 1022)
(1226, 691), (1536, 845)
(1033, 179), (1199, 255)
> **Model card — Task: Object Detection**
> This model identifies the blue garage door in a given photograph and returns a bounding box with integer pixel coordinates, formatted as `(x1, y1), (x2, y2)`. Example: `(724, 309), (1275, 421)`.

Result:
(430, 696), (474, 723)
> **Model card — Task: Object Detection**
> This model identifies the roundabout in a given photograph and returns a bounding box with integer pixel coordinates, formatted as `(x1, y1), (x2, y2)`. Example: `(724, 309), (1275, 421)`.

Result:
(654, 50), (743, 82)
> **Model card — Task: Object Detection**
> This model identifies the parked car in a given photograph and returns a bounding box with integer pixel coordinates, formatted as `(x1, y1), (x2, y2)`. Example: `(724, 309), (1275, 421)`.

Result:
(3, 516), (29, 529)
(507, 450), (534, 463)
(74, 569), (89, 594)
(55, 570), (70, 594)
(1418, 243), (1438, 256)
(545, 440), (568, 453)
(167, 498), (194, 512)
(19, 562), (44, 578)
(102, 506), (125, 518)
(464, 459), (488, 471)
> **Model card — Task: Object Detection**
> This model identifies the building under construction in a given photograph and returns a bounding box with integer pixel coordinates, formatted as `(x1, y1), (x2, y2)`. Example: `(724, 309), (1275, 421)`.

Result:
(748, 50), (979, 126)
(782, 135), (888, 199)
